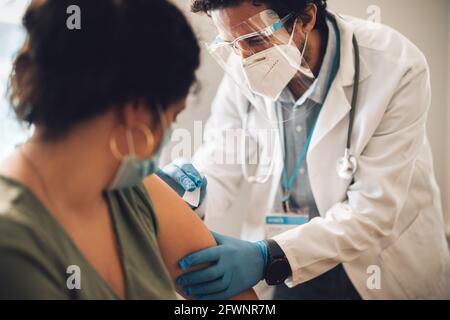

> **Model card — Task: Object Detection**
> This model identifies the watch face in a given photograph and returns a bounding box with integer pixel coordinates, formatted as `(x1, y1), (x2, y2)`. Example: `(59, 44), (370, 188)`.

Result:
(266, 259), (291, 285)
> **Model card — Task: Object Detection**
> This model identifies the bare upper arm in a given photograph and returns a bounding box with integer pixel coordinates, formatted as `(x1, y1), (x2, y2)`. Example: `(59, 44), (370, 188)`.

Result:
(143, 174), (257, 300)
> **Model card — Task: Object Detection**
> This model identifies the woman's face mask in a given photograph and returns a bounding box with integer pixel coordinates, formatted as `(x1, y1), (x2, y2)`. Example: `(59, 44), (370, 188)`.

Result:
(108, 106), (172, 190)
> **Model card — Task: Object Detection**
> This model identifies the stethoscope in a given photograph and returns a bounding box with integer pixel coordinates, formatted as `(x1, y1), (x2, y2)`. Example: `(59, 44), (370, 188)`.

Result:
(241, 35), (360, 184)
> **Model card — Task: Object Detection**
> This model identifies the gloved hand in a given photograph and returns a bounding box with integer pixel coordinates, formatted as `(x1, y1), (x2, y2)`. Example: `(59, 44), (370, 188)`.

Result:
(156, 158), (207, 209)
(176, 232), (268, 300)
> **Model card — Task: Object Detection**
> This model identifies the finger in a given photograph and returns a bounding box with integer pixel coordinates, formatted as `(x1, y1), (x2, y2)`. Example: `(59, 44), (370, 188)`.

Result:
(179, 247), (221, 270)
(210, 231), (226, 245)
(178, 163), (203, 187)
(164, 164), (196, 191)
(176, 265), (224, 287)
(185, 276), (230, 296)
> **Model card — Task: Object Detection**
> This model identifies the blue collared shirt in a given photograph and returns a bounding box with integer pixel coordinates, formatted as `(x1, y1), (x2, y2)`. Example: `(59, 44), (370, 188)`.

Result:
(273, 16), (340, 219)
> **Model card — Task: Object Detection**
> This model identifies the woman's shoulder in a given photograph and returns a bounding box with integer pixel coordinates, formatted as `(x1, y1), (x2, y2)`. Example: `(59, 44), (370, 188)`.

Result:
(0, 176), (69, 299)
(0, 175), (37, 234)
(0, 175), (57, 255)
(1, 175), (46, 228)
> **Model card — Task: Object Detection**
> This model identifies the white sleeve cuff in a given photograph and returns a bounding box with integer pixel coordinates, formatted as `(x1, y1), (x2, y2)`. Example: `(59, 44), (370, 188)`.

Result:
(272, 235), (304, 288)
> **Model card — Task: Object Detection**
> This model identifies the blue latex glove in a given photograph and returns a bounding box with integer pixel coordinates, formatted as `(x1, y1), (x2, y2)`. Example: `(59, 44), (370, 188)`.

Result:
(176, 232), (268, 300)
(156, 158), (207, 209)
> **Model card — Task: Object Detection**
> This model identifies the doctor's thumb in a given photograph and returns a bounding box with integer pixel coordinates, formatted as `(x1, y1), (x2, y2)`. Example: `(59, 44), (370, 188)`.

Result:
(210, 231), (226, 245)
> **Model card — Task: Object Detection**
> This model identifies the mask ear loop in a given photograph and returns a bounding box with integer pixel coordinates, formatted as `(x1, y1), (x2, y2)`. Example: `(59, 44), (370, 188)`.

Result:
(287, 17), (309, 59)
(284, 17), (309, 70)
(156, 103), (168, 134)
(288, 18), (298, 46)
(126, 129), (136, 156)
(300, 31), (309, 59)
(154, 103), (173, 150)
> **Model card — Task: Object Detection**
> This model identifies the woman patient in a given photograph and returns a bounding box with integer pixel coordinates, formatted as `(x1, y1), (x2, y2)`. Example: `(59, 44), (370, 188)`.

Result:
(0, 0), (256, 300)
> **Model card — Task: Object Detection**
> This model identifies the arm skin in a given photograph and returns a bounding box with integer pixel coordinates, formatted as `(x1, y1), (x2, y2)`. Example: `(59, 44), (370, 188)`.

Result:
(143, 175), (257, 300)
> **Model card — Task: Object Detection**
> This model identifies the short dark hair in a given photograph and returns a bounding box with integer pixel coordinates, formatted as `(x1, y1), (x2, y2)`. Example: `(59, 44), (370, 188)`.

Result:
(9, 0), (200, 139)
(191, 0), (328, 30)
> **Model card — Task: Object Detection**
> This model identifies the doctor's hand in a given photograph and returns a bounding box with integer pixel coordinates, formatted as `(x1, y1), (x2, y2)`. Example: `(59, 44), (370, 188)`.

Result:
(156, 158), (207, 209)
(176, 232), (268, 300)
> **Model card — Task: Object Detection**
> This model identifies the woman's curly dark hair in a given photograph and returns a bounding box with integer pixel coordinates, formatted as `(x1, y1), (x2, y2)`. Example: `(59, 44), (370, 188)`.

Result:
(191, 0), (328, 30)
(8, 0), (200, 139)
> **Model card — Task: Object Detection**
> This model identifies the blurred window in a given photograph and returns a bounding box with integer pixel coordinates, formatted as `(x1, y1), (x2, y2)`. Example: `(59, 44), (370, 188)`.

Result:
(0, 0), (31, 161)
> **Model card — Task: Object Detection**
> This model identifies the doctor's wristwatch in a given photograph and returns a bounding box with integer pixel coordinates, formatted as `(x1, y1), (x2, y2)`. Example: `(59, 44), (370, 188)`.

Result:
(263, 239), (292, 286)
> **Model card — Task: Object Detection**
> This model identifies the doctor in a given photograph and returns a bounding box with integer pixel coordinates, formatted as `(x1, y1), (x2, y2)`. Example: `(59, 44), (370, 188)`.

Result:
(157, 0), (450, 299)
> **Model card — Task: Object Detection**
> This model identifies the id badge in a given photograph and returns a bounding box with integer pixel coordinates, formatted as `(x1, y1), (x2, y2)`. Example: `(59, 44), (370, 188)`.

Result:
(265, 212), (309, 239)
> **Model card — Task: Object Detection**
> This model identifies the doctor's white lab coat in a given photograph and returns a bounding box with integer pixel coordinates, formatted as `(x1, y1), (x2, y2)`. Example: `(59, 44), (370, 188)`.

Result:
(193, 12), (450, 299)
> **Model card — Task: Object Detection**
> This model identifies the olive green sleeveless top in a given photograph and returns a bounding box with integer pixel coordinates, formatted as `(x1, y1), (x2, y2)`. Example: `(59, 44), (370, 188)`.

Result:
(0, 175), (177, 300)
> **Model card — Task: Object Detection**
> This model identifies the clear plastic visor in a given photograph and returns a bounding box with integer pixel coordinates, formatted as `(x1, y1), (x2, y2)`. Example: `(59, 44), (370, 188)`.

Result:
(206, 9), (316, 125)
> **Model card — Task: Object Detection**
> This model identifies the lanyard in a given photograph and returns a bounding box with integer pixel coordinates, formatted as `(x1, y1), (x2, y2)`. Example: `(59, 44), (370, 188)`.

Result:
(276, 105), (319, 213)
(274, 15), (342, 213)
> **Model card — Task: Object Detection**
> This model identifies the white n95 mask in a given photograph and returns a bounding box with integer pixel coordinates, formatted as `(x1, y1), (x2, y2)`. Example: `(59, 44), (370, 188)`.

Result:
(242, 20), (310, 101)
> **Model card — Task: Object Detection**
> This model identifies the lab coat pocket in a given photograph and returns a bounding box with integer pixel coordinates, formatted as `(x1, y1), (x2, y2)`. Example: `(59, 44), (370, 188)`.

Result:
(379, 211), (444, 299)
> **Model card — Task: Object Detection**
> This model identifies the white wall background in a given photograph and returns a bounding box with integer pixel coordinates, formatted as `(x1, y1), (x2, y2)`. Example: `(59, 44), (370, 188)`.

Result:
(166, 0), (450, 237)
(447, 0), (450, 237)
(0, 0), (30, 160)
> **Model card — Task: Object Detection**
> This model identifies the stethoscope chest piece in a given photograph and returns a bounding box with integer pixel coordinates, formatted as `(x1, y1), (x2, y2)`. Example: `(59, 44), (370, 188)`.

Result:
(336, 148), (357, 180)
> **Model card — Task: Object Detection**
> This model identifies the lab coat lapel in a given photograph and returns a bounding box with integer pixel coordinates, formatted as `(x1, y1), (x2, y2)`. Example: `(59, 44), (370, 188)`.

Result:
(309, 12), (358, 152)
(308, 81), (351, 153)
(306, 13), (371, 215)
(307, 83), (352, 215)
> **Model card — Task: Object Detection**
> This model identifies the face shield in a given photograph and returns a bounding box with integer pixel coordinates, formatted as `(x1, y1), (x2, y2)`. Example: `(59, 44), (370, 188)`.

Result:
(206, 9), (316, 124)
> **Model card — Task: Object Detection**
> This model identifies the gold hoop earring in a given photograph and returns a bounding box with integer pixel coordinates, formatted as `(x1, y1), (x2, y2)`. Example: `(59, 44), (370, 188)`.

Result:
(109, 124), (155, 161)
